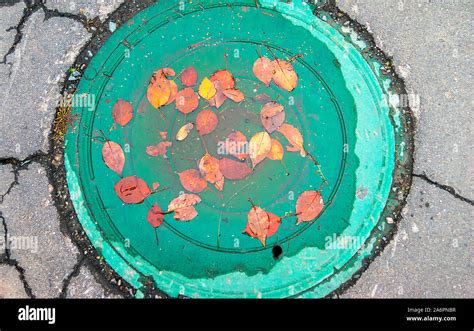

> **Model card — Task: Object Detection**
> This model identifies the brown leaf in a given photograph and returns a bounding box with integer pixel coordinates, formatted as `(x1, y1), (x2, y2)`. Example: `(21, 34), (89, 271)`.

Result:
(211, 70), (235, 90)
(112, 100), (133, 127)
(175, 87), (199, 114)
(249, 131), (272, 167)
(225, 131), (248, 160)
(176, 123), (194, 141)
(168, 194), (202, 221)
(277, 123), (306, 157)
(260, 101), (285, 133)
(178, 169), (207, 193)
(219, 158), (252, 180)
(180, 66), (198, 87)
(196, 109), (218, 135)
(146, 141), (172, 156)
(199, 153), (224, 189)
(198, 77), (217, 100)
(253, 56), (275, 86)
(243, 206), (270, 246)
(268, 139), (284, 161)
(147, 70), (171, 108)
(272, 59), (298, 92)
(296, 191), (324, 225)
(147, 203), (164, 228)
(223, 89), (245, 103)
(114, 176), (151, 204)
(102, 141), (125, 176)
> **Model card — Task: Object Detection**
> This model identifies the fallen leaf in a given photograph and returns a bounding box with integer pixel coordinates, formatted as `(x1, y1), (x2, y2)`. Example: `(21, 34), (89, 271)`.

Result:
(243, 205), (270, 246)
(176, 123), (194, 141)
(277, 123), (306, 157)
(176, 88), (199, 114)
(266, 212), (282, 237)
(199, 153), (224, 190)
(223, 89), (245, 103)
(196, 109), (218, 135)
(160, 67), (176, 77)
(211, 70), (235, 90)
(249, 131), (272, 167)
(147, 70), (171, 108)
(166, 80), (178, 105)
(147, 203), (164, 228)
(179, 169), (207, 193)
(268, 139), (284, 161)
(174, 206), (198, 221)
(146, 141), (172, 156)
(159, 131), (168, 140)
(102, 141), (125, 176)
(152, 182), (160, 190)
(253, 56), (275, 86)
(260, 102), (285, 133)
(253, 93), (272, 104)
(296, 190), (324, 225)
(214, 175), (225, 191)
(112, 100), (133, 127)
(225, 131), (248, 160)
(180, 66), (198, 87)
(198, 77), (217, 100)
(272, 59), (298, 92)
(208, 80), (227, 108)
(219, 158), (252, 180)
(114, 176), (151, 204)
(168, 194), (202, 221)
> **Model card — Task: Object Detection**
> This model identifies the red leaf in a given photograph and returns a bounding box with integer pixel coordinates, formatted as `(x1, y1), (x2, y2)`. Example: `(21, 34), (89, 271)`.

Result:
(180, 66), (198, 87)
(178, 169), (208, 193)
(260, 102), (285, 133)
(147, 203), (164, 228)
(114, 176), (152, 204)
(175, 87), (199, 114)
(102, 141), (125, 176)
(196, 109), (218, 136)
(243, 206), (270, 246)
(266, 212), (282, 237)
(146, 141), (172, 156)
(223, 89), (245, 103)
(219, 158), (252, 180)
(199, 153), (224, 190)
(296, 191), (324, 225)
(112, 100), (133, 127)
(211, 70), (235, 90)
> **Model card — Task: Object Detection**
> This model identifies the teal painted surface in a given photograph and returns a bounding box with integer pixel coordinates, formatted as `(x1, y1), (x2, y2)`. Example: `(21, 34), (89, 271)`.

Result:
(65, 0), (409, 298)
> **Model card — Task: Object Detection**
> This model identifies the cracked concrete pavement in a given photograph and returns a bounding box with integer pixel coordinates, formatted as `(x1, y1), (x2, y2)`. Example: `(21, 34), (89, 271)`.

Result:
(0, 0), (472, 298)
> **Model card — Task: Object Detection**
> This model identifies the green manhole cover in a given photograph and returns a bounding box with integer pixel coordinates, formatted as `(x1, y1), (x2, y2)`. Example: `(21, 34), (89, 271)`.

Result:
(64, 0), (413, 298)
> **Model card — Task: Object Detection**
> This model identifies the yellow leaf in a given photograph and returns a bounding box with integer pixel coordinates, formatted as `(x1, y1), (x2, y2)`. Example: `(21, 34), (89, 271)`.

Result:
(249, 131), (272, 168)
(198, 77), (217, 100)
(176, 123), (194, 141)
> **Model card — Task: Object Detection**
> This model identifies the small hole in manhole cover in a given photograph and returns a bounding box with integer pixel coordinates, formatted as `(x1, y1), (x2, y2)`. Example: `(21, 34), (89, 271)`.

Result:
(272, 245), (283, 260)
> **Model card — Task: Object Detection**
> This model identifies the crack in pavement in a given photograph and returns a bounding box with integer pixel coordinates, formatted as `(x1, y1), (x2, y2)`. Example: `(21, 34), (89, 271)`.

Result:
(59, 255), (85, 298)
(413, 173), (474, 206)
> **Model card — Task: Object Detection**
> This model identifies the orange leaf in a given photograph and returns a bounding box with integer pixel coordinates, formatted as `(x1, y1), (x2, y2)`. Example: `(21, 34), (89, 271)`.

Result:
(219, 158), (252, 180)
(268, 139), (284, 161)
(102, 141), (125, 176)
(198, 77), (217, 100)
(166, 80), (178, 105)
(147, 203), (164, 228)
(176, 123), (194, 141)
(277, 123), (306, 157)
(266, 212), (282, 237)
(260, 101), (285, 133)
(196, 109), (218, 135)
(146, 141), (172, 156)
(199, 153), (224, 189)
(296, 191), (324, 225)
(174, 206), (198, 221)
(272, 59), (298, 92)
(178, 169), (207, 193)
(175, 87), (199, 114)
(114, 176), (151, 204)
(223, 89), (245, 103)
(211, 70), (235, 90)
(180, 66), (198, 87)
(253, 56), (275, 86)
(168, 194), (202, 221)
(249, 131), (272, 167)
(225, 131), (248, 160)
(112, 100), (133, 127)
(147, 70), (171, 108)
(243, 205), (270, 246)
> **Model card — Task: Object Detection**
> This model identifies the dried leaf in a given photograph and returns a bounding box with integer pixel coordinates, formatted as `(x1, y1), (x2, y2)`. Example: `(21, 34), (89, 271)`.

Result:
(102, 141), (125, 176)
(147, 203), (164, 228)
(176, 123), (194, 141)
(277, 123), (306, 157)
(176, 88), (199, 114)
(249, 131), (272, 167)
(225, 131), (248, 160)
(243, 206), (270, 246)
(260, 102), (285, 133)
(214, 175), (225, 191)
(178, 169), (207, 193)
(253, 56), (275, 86)
(223, 89), (245, 103)
(198, 77), (217, 100)
(180, 66), (198, 87)
(268, 139), (284, 161)
(168, 194), (202, 221)
(272, 59), (298, 92)
(166, 80), (178, 105)
(160, 67), (176, 77)
(211, 70), (235, 90)
(296, 191), (324, 225)
(219, 158), (252, 180)
(112, 100), (133, 127)
(147, 71), (171, 108)
(114, 176), (151, 204)
(199, 153), (224, 189)
(196, 109), (218, 135)
(146, 141), (172, 156)
(174, 206), (198, 221)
